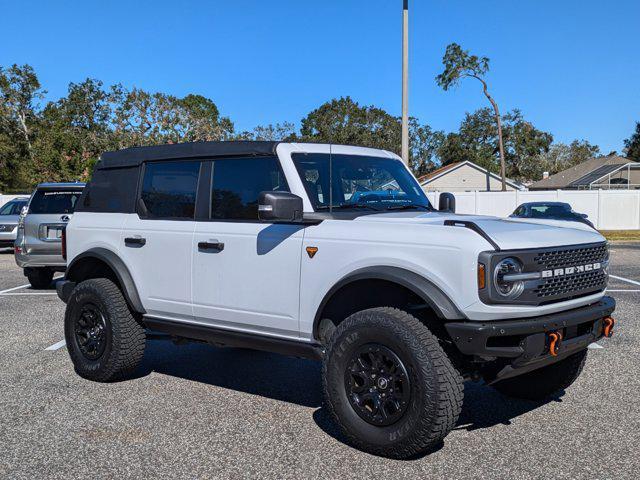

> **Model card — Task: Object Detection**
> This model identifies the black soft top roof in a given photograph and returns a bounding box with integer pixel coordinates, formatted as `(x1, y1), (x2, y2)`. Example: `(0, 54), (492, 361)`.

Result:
(96, 141), (280, 170)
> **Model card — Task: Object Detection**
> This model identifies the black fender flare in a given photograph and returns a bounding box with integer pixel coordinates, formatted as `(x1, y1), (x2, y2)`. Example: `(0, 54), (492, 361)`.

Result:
(313, 266), (465, 338)
(66, 248), (146, 314)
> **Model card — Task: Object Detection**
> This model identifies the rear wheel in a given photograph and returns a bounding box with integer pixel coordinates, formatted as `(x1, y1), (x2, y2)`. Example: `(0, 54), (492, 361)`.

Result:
(26, 267), (54, 289)
(64, 278), (146, 382)
(492, 350), (588, 401)
(322, 307), (463, 459)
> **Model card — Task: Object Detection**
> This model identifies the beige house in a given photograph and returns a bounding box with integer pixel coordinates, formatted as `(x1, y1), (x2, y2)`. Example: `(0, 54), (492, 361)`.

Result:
(418, 161), (524, 192)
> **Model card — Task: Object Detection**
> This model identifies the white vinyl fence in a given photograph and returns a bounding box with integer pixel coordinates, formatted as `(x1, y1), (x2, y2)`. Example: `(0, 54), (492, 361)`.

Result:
(426, 190), (640, 230)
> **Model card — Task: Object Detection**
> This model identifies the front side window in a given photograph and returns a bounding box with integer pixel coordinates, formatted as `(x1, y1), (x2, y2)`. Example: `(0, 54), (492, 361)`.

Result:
(140, 161), (201, 219)
(29, 190), (83, 214)
(211, 156), (289, 220)
(292, 153), (432, 211)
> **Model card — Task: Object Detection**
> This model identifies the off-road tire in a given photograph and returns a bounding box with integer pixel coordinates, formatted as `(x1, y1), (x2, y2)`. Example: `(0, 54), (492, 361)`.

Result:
(322, 307), (464, 459)
(492, 350), (587, 401)
(26, 267), (54, 289)
(64, 278), (146, 382)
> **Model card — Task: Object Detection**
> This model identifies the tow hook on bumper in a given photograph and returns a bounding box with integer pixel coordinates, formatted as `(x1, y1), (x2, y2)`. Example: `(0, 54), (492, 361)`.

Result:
(548, 331), (563, 357)
(444, 296), (616, 383)
(603, 316), (615, 337)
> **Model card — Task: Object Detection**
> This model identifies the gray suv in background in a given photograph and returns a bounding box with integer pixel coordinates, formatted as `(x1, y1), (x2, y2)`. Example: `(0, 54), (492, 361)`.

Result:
(0, 197), (29, 248)
(15, 182), (85, 288)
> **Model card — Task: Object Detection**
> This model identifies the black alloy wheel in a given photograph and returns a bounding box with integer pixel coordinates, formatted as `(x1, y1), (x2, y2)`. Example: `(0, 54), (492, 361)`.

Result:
(344, 343), (411, 426)
(74, 303), (107, 360)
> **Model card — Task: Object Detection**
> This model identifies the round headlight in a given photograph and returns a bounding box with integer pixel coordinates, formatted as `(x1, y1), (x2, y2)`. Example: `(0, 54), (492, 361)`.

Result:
(493, 257), (525, 299)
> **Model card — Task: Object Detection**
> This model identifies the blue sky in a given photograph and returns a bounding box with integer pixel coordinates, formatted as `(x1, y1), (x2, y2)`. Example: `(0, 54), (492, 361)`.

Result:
(2, 0), (638, 153)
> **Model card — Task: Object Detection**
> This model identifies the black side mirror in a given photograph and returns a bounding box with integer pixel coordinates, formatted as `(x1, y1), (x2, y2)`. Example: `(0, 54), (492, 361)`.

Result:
(258, 191), (303, 222)
(580, 213), (589, 219)
(438, 192), (456, 213)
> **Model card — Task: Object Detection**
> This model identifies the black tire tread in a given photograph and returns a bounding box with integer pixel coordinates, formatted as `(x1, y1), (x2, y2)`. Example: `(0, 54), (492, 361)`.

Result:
(27, 268), (54, 289)
(492, 349), (587, 401)
(65, 278), (145, 382)
(323, 307), (463, 459)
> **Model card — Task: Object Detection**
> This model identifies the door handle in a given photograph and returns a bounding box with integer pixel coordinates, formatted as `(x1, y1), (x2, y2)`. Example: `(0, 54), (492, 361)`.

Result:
(198, 240), (224, 252)
(124, 237), (146, 247)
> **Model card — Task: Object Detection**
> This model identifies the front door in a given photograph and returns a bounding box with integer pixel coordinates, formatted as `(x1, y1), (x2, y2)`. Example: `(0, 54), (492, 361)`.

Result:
(192, 155), (304, 338)
(120, 160), (201, 320)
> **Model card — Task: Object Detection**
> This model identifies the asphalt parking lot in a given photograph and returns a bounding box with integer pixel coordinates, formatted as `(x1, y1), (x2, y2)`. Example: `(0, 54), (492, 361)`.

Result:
(1, 245), (639, 479)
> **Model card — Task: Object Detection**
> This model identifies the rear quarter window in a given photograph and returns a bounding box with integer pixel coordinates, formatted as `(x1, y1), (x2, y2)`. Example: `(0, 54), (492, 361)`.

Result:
(78, 166), (140, 213)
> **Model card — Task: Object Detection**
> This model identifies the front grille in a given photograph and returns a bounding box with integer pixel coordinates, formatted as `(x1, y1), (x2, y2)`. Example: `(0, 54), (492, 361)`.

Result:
(534, 269), (607, 302)
(533, 244), (608, 269)
(531, 242), (608, 304)
(0, 224), (14, 232)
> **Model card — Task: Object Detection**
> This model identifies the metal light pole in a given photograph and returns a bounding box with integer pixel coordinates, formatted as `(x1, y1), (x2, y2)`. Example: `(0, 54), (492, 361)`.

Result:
(401, 0), (409, 166)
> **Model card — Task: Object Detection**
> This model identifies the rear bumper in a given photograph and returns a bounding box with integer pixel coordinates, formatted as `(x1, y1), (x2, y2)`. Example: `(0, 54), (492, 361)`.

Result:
(445, 296), (615, 382)
(15, 251), (66, 268)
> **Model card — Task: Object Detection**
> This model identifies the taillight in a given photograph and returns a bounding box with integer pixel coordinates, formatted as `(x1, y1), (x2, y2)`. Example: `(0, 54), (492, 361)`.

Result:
(61, 227), (67, 260)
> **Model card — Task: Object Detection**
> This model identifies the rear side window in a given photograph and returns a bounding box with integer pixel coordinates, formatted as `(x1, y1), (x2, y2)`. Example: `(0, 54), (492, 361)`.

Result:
(140, 161), (201, 219)
(79, 167), (140, 213)
(29, 190), (83, 214)
(211, 156), (289, 220)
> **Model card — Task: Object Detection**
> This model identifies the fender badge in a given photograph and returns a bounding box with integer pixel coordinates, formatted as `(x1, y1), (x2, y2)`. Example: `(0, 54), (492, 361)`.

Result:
(306, 246), (318, 258)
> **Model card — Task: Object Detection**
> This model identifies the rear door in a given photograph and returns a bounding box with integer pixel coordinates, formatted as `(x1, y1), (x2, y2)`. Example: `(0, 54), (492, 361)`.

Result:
(119, 160), (201, 320)
(192, 155), (304, 338)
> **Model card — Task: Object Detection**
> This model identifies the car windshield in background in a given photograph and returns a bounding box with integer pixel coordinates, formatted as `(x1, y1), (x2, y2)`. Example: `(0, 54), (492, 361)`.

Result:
(292, 153), (432, 211)
(0, 200), (27, 215)
(530, 205), (576, 219)
(29, 190), (82, 214)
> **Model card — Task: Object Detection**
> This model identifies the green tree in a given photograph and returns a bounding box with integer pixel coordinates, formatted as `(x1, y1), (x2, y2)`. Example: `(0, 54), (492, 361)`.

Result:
(437, 108), (553, 182)
(0, 64), (46, 189)
(530, 140), (601, 180)
(624, 122), (640, 161)
(237, 122), (297, 141)
(436, 43), (508, 190)
(299, 96), (442, 175)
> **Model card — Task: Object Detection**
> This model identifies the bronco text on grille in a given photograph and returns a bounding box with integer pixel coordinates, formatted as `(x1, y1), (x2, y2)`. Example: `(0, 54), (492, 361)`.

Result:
(533, 243), (608, 303)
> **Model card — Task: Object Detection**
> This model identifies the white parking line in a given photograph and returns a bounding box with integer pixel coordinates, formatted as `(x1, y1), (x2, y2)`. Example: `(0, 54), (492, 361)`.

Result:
(609, 274), (640, 287)
(45, 340), (66, 351)
(0, 283), (31, 294)
(0, 276), (63, 296)
(606, 289), (640, 293)
(1, 292), (58, 296)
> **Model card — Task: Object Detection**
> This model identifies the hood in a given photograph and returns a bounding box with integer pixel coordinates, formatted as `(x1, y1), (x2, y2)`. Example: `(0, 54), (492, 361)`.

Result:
(354, 211), (605, 250)
(0, 214), (20, 225)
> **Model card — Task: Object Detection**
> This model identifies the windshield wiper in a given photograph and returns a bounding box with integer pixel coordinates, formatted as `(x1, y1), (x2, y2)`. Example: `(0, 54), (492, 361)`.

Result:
(385, 204), (432, 211)
(316, 204), (382, 211)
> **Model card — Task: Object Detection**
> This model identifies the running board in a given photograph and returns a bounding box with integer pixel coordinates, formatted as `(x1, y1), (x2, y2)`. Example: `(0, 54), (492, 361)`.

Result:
(443, 220), (500, 251)
(143, 317), (325, 360)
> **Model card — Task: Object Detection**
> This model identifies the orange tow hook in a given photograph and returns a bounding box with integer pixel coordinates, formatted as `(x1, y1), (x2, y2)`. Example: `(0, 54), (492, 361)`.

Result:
(603, 317), (615, 338)
(548, 331), (563, 356)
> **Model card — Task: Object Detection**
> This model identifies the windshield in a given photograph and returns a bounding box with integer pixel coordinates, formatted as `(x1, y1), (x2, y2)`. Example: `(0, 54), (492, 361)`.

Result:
(0, 200), (27, 215)
(292, 153), (432, 211)
(530, 205), (575, 219)
(29, 190), (83, 214)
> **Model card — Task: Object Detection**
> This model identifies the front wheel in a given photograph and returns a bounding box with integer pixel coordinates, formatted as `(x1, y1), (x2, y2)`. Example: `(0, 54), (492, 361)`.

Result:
(322, 307), (463, 459)
(492, 350), (588, 401)
(64, 278), (146, 382)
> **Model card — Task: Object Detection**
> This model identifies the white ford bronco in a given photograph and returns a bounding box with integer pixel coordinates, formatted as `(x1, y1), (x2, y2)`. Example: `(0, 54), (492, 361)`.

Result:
(58, 141), (615, 458)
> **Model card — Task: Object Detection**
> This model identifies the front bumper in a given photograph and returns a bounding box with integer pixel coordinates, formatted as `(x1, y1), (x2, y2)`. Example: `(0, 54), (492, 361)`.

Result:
(445, 296), (615, 382)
